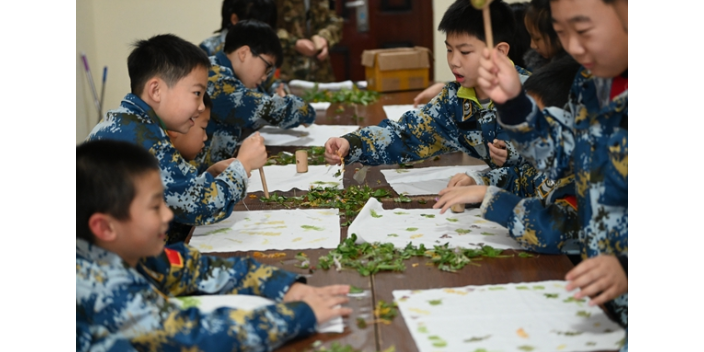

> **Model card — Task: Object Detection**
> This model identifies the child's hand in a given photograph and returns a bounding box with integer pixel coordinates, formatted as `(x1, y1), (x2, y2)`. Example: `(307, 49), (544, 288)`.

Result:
(295, 39), (317, 57)
(302, 293), (352, 325)
(413, 82), (445, 108)
(324, 137), (350, 165)
(207, 158), (236, 177)
(477, 48), (523, 104)
(488, 139), (508, 166)
(283, 283), (350, 302)
(276, 84), (286, 98)
(447, 173), (476, 188)
(236, 132), (267, 177)
(433, 185), (488, 214)
(565, 255), (628, 306)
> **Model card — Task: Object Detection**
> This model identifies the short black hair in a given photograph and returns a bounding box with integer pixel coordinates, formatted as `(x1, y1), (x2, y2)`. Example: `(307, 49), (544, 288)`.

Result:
(203, 91), (212, 110)
(438, 0), (517, 48)
(224, 19), (283, 67)
(508, 2), (531, 68)
(525, 0), (562, 57)
(128, 34), (211, 96)
(77, 140), (160, 243)
(218, 0), (278, 32)
(523, 56), (581, 108)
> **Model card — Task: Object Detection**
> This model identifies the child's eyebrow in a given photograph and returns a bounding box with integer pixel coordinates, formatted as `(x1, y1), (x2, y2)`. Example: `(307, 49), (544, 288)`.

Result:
(194, 83), (207, 90)
(554, 15), (591, 24)
(151, 192), (164, 201)
(444, 41), (472, 49)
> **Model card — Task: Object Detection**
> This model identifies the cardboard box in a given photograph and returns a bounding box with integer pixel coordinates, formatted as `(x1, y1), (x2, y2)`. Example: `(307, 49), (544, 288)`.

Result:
(361, 46), (431, 93)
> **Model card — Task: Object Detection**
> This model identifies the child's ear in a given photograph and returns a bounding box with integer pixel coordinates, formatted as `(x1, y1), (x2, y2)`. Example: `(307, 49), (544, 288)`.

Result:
(88, 213), (118, 243)
(495, 42), (510, 57)
(144, 77), (162, 103)
(237, 46), (250, 63)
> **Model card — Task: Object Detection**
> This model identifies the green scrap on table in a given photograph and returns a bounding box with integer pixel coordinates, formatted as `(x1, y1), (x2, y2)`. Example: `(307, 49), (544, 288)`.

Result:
(455, 228), (471, 234)
(406, 227), (419, 231)
(393, 211), (409, 215)
(544, 293), (558, 299)
(420, 214), (435, 218)
(464, 335), (491, 343)
(394, 194), (412, 203)
(446, 218), (458, 222)
(518, 252), (534, 258)
(576, 310), (592, 318)
(203, 228), (231, 236)
(480, 232), (495, 236)
(370, 209), (383, 218)
(375, 300), (398, 323)
(176, 296), (200, 309)
(517, 346), (535, 351)
(428, 299), (443, 306)
(301, 225), (324, 231)
(349, 285), (364, 294)
(265, 146), (326, 166)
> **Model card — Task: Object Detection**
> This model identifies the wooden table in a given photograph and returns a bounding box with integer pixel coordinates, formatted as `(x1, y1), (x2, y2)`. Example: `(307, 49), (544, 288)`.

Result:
(192, 90), (613, 352)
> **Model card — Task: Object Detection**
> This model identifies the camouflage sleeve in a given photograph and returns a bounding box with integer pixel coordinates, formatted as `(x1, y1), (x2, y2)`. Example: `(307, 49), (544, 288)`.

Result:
(469, 162), (546, 198)
(480, 186), (580, 254)
(277, 28), (301, 62)
(342, 86), (461, 165)
(497, 90), (576, 180)
(210, 68), (315, 130)
(76, 317), (92, 352)
(312, 0), (342, 47)
(152, 139), (247, 226)
(140, 243), (304, 301)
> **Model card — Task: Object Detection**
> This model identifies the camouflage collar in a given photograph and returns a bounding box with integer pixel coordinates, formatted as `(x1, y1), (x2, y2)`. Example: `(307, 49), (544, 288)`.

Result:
(76, 238), (129, 268)
(456, 86), (489, 109)
(122, 93), (168, 131)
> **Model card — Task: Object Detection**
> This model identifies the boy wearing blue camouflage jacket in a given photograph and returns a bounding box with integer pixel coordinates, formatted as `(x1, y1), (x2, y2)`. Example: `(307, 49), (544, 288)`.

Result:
(87, 34), (268, 235)
(204, 20), (316, 167)
(435, 56), (583, 255)
(77, 140), (351, 352)
(324, 0), (545, 199)
(477, 0), (628, 348)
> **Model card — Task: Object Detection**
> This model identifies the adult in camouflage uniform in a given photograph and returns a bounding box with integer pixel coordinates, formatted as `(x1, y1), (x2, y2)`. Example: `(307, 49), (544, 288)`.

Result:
(276, 0), (342, 82)
(76, 240), (318, 351)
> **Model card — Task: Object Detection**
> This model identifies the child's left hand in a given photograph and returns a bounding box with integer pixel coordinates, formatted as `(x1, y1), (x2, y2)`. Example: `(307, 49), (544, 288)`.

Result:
(565, 255), (628, 306)
(433, 185), (488, 214)
(283, 283), (350, 302)
(488, 139), (508, 166)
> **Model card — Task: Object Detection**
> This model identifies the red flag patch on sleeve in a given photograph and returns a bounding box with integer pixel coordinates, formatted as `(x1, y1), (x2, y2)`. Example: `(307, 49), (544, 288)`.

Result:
(556, 195), (578, 211)
(164, 248), (183, 268)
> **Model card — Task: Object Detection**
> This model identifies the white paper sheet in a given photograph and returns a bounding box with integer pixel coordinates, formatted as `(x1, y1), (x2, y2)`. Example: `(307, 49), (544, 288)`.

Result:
(289, 79), (355, 91)
(190, 208), (341, 252)
(258, 125), (359, 146)
(248, 164), (343, 193)
(380, 165), (490, 196)
(382, 104), (419, 122)
(393, 280), (625, 352)
(349, 198), (522, 250)
(171, 294), (343, 333)
(310, 102), (331, 111)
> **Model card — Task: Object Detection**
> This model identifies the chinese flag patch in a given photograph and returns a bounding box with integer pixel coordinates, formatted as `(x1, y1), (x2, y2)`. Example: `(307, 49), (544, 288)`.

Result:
(164, 248), (183, 268)
(558, 195), (578, 210)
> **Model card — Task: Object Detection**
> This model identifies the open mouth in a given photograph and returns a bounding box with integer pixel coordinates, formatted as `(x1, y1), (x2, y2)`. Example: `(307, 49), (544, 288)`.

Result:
(453, 73), (465, 83)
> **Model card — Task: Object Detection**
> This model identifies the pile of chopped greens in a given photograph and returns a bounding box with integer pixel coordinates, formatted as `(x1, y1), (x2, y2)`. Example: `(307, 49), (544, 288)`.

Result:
(265, 146), (326, 166)
(305, 341), (395, 352)
(260, 185), (392, 226)
(304, 233), (517, 276)
(302, 84), (380, 106)
(373, 300), (398, 324)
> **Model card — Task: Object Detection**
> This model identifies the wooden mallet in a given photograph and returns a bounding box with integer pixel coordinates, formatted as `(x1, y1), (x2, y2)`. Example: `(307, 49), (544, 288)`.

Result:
(470, 0), (494, 49)
(259, 167), (270, 198)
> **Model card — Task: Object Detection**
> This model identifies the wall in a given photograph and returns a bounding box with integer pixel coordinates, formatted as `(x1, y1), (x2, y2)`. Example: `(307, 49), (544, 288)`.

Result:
(76, 0), (526, 142)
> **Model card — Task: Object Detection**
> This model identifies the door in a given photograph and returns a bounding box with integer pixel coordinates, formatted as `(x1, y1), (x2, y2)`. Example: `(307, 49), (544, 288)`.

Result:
(328, 0), (435, 82)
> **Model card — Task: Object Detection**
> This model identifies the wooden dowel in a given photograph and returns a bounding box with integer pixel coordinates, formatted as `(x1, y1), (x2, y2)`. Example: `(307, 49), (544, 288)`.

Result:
(483, 6), (493, 49)
(259, 167), (270, 198)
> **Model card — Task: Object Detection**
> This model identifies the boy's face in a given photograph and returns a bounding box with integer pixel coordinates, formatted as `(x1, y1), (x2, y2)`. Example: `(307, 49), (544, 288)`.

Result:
(445, 33), (486, 89)
(525, 20), (559, 60)
(171, 108), (210, 161)
(157, 66), (208, 134)
(112, 170), (173, 266)
(551, 0), (628, 78)
(236, 48), (276, 89)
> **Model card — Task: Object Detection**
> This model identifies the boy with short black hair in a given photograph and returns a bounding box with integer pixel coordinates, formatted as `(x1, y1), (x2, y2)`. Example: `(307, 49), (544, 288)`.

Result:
(77, 139), (351, 351)
(478, 0), (627, 348)
(200, 0), (278, 56)
(87, 34), (268, 237)
(324, 0), (544, 199)
(168, 92), (212, 164)
(206, 19), (315, 164)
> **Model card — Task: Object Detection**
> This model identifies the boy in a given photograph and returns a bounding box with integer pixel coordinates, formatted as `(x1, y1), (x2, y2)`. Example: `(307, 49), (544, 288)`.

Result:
(434, 56), (582, 255)
(276, 0), (342, 82)
(324, 0), (541, 198)
(207, 19), (316, 164)
(87, 34), (267, 235)
(477, 0), (628, 345)
(77, 140), (351, 351)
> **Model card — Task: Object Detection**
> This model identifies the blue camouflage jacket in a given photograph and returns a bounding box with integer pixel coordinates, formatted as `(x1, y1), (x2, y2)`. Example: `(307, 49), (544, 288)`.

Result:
(204, 51), (316, 164)
(76, 239), (315, 352)
(87, 94), (248, 227)
(496, 67), (628, 328)
(340, 69), (552, 198)
(200, 31), (227, 57)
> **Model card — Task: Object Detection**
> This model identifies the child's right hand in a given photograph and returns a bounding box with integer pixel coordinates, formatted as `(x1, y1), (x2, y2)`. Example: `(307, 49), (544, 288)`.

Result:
(433, 185), (488, 214)
(324, 137), (350, 165)
(302, 294), (352, 325)
(488, 139), (508, 167)
(477, 48), (523, 104)
(447, 173), (476, 188)
(413, 82), (445, 108)
(237, 132), (267, 177)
